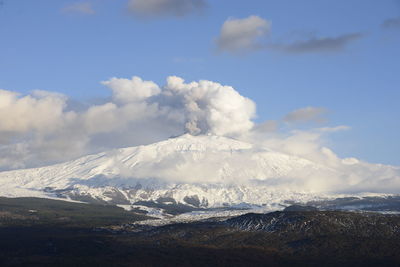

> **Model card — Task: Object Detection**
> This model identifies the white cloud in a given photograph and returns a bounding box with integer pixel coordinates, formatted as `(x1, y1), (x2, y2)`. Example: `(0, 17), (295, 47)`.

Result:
(62, 2), (95, 15)
(162, 76), (256, 135)
(127, 0), (206, 18)
(101, 76), (161, 104)
(0, 89), (74, 135)
(216, 15), (271, 54)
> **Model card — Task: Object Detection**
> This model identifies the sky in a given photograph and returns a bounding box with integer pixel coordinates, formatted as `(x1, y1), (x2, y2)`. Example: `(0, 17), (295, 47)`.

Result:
(0, 0), (399, 169)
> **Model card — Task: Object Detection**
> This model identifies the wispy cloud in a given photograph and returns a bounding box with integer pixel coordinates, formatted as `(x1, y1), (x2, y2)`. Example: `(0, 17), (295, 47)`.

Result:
(172, 57), (204, 63)
(127, 0), (206, 18)
(252, 120), (278, 133)
(284, 106), (328, 124)
(271, 33), (364, 54)
(381, 17), (400, 29)
(215, 15), (363, 56)
(216, 15), (271, 54)
(62, 2), (95, 15)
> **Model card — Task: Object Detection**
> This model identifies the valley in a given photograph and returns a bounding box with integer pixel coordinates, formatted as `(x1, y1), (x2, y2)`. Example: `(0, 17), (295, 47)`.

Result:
(1, 197), (400, 266)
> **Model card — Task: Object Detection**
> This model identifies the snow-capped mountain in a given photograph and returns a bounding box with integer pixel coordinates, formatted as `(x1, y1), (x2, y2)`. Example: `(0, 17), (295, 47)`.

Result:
(0, 134), (398, 211)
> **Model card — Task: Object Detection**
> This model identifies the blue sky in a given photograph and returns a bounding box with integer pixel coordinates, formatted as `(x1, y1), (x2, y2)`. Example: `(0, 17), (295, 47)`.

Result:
(0, 0), (399, 165)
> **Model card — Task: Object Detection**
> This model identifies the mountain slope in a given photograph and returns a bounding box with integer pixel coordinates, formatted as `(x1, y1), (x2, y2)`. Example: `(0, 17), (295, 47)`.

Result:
(0, 134), (398, 210)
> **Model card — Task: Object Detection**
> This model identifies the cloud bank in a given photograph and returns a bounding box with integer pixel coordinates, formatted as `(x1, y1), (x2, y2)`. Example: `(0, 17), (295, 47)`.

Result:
(127, 0), (206, 18)
(0, 76), (255, 170)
